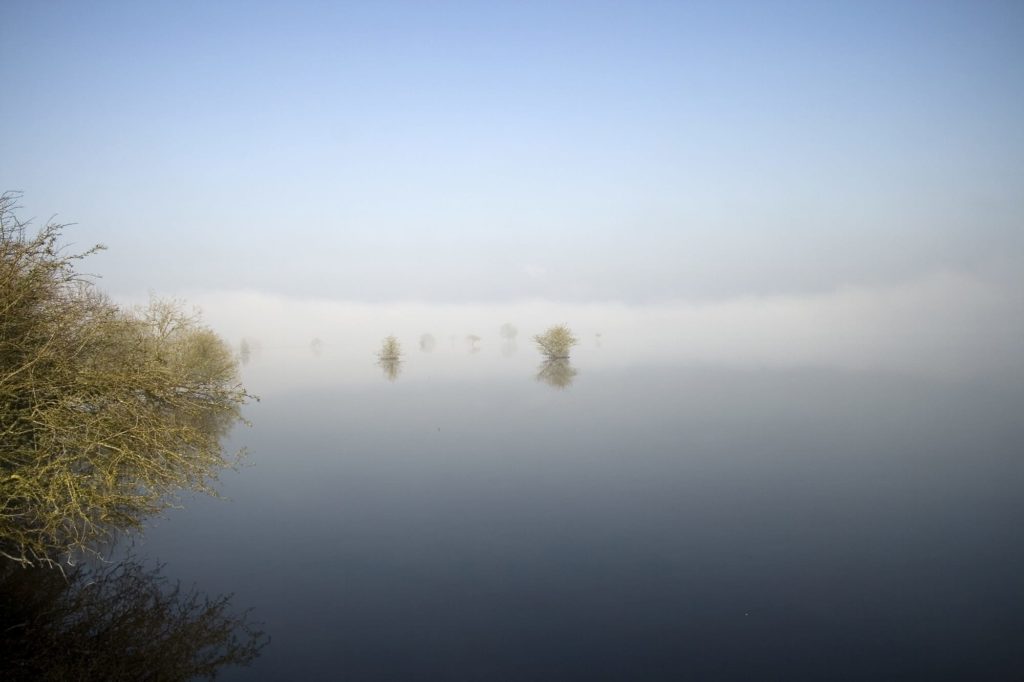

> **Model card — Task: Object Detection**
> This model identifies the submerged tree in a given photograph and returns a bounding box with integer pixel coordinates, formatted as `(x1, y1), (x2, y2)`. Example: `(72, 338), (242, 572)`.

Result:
(499, 323), (518, 356)
(238, 338), (252, 365)
(0, 556), (267, 681)
(0, 194), (252, 566)
(418, 333), (436, 352)
(533, 324), (579, 359)
(377, 335), (402, 381)
(378, 335), (401, 361)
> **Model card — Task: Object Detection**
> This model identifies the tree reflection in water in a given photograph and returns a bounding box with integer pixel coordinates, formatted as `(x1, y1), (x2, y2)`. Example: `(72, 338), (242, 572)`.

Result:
(0, 557), (267, 681)
(536, 358), (577, 389)
(378, 357), (402, 382)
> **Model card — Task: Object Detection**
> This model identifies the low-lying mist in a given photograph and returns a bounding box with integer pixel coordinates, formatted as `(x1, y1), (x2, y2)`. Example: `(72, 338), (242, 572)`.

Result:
(126, 269), (1023, 393)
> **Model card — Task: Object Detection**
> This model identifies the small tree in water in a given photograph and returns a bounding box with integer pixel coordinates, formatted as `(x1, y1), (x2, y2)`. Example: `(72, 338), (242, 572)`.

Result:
(378, 335), (401, 360)
(238, 338), (252, 365)
(533, 324), (578, 359)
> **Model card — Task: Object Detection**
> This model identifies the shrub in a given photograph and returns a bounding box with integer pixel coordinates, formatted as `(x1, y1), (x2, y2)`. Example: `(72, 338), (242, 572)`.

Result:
(532, 324), (578, 359)
(378, 335), (401, 360)
(1, 194), (251, 566)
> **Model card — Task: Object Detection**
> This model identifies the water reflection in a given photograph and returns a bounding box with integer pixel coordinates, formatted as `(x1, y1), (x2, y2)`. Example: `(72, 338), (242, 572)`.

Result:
(419, 333), (436, 352)
(238, 338), (252, 365)
(501, 339), (518, 357)
(535, 357), (577, 389)
(0, 557), (267, 681)
(378, 357), (402, 382)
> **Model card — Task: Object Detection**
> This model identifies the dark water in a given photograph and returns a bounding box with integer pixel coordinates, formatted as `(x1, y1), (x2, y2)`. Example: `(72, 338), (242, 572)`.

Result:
(139, 364), (1024, 680)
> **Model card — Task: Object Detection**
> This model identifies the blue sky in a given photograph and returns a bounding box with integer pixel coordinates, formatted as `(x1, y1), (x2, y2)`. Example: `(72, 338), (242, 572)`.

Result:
(2, 1), (1021, 302)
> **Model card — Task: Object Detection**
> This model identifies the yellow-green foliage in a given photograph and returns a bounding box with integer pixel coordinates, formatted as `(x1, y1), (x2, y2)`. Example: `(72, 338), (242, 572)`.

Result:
(533, 324), (579, 359)
(0, 194), (252, 566)
(378, 335), (401, 360)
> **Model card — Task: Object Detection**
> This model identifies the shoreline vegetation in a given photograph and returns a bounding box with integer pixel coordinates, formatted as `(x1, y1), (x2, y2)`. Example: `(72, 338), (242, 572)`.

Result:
(1, 193), (253, 568)
(1, 193), (266, 679)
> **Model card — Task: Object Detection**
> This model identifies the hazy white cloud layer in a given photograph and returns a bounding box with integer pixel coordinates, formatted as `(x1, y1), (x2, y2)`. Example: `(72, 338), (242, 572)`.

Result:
(4, 2), (1022, 305)
(139, 267), (1023, 393)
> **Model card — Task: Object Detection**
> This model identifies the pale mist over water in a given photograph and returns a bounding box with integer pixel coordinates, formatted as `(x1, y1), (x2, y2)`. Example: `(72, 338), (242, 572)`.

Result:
(126, 268), (1024, 681)
(157, 265), (1023, 392)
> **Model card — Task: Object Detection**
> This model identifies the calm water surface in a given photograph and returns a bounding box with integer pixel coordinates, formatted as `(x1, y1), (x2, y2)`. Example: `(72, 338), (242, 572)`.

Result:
(139, 348), (1024, 680)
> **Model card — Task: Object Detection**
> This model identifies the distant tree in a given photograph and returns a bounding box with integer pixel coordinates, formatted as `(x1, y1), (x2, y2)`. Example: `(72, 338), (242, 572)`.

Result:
(533, 324), (578, 359)
(377, 336), (402, 381)
(466, 334), (481, 352)
(0, 194), (252, 566)
(309, 337), (323, 357)
(238, 338), (252, 365)
(419, 333), (436, 352)
(378, 335), (401, 361)
(0, 556), (267, 681)
(499, 323), (518, 340)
